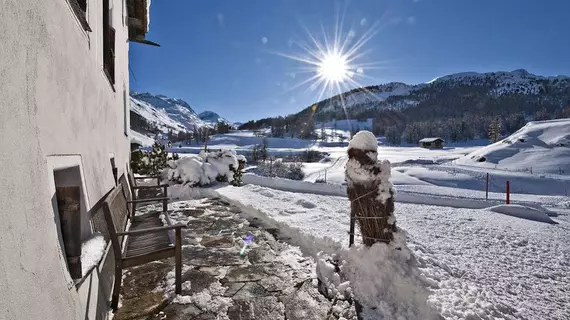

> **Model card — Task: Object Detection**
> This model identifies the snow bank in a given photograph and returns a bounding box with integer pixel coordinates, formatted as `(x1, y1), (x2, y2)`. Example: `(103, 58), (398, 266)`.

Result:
(81, 233), (106, 276)
(487, 204), (556, 224)
(456, 119), (570, 174)
(243, 174), (346, 196)
(316, 233), (439, 320)
(165, 149), (238, 186)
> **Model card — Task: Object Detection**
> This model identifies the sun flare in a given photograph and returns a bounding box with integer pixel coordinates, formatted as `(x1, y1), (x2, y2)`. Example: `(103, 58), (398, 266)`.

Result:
(318, 53), (350, 83)
(274, 12), (385, 105)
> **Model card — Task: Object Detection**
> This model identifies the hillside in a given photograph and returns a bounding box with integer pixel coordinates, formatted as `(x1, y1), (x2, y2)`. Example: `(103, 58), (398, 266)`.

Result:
(312, 69), (569, 118)
(240, 69), (570, 143)
(455, 118), (570, 174)
(198, 111), (231, 127)
(130, 92), (232, 134)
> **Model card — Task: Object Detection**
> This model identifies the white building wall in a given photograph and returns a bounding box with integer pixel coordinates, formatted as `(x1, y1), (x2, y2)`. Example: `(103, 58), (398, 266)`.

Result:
(0, 0), (132, 319)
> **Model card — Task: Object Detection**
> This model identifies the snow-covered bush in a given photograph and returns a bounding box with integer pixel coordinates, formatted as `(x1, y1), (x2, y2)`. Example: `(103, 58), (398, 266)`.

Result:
(253, 159), (305, 180)
(164, 149), (241, 186)
(131, 142), (179, 176)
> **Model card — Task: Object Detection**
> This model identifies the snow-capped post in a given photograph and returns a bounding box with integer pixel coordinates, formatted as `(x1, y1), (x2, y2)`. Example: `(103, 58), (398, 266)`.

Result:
(340, 131), (438, 319)
(345, 131), (395, 246)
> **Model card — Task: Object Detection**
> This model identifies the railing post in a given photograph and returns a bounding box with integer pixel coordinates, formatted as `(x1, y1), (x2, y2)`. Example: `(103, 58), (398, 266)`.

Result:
(506, 181), (510, 204)
(485, 173), (489, 200)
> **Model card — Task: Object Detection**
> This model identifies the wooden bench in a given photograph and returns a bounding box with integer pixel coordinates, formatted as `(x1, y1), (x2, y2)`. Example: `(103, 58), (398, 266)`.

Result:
(103, 178), (185, 311)
(125, 170), (169, 218)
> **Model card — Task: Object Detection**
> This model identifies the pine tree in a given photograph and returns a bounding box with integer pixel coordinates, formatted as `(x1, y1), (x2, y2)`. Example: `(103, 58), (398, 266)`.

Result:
(488, 119), (502, 143)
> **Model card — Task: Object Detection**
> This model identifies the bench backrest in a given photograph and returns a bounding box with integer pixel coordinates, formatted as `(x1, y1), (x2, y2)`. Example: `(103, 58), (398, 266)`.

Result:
(102, 184), (130, 261)
(119, 174), (134, 215)
(127, 169), (137, 192)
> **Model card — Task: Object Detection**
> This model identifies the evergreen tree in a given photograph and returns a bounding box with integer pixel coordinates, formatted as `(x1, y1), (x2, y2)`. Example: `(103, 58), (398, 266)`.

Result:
(488, 119), (502, 143)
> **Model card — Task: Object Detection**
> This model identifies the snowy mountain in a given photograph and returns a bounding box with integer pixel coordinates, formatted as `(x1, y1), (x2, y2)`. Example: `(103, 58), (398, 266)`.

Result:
(198, 111), (231, 126)
(455, 118), (570, 174)
(130, 92), (232, 133)
(311, 69), (570, 116)
(240, 69), (570, 142)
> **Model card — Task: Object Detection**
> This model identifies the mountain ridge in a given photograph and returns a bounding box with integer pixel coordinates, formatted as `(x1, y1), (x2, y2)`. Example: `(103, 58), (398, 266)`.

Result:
(130, 91), (232, 134)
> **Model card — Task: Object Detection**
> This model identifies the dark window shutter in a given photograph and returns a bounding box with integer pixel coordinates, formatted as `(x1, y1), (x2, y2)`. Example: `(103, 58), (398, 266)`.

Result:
(77, 0), (87, 12)
(69, 0), (91, 32)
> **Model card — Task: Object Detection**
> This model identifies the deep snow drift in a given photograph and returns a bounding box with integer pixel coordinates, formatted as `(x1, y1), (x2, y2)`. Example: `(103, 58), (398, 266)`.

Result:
(455, 118), (570, 174)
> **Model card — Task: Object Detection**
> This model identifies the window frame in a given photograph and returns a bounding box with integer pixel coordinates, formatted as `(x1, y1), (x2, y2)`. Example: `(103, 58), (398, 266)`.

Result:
(67, 0), (92, 33)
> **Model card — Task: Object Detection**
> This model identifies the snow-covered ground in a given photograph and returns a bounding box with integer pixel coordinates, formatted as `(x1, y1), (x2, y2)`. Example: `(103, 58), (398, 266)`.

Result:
(168, 124), (570, 319)
(455, 119), (570, 174)
(216, 184), (570, 320)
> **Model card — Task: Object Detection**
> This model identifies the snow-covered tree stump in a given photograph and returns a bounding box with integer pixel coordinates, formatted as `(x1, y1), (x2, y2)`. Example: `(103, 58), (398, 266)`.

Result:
(346, 131), (395, 247)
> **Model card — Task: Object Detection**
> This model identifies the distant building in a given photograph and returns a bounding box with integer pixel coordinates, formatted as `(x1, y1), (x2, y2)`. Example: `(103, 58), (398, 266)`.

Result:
(320, 118), (374, 132)
(419, 137), (445, 149)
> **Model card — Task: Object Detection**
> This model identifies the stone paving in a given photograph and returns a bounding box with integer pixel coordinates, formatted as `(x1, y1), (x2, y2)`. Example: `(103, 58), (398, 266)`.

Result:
(114, 197), (355, 320)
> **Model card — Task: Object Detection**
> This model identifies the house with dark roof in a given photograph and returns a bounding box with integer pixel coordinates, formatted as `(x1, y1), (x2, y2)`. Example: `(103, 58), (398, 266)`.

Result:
(419, 137), (445, 149)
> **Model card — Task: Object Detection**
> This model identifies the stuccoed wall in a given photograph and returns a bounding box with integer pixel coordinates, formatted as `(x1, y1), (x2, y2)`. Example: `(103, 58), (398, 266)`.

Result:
(0, 0), (131, 318)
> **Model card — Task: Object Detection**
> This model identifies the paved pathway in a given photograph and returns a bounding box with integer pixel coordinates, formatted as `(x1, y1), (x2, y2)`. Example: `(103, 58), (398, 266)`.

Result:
(114, 197), (355, 320)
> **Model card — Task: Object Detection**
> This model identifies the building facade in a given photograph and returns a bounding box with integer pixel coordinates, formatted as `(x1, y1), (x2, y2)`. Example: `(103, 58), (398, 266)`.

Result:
(0, 0), (153, 319)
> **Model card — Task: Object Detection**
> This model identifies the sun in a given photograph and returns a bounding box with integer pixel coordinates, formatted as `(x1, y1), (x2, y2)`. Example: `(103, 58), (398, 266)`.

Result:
(273, 13), (384, 104)
(318, 53), (350, 83)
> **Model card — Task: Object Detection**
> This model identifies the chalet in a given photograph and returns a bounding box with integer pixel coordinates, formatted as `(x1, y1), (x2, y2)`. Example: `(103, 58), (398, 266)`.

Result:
(0, 0), (157, 319)
(419, 137), (445, 149)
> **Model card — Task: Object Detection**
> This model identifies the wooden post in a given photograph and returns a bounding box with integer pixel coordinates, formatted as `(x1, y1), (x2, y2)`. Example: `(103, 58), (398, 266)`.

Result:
(324, 168), (327, 183)
(56, 186), (82, 279)
(175, 228), (182, 294)
(349, 212), (355, 247)
(506, 181), (510, 204)
(485, 173), (489, 200)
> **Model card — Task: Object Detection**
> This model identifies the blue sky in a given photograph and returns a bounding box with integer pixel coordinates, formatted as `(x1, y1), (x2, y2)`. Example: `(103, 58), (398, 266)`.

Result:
(130, 0), (570, 122)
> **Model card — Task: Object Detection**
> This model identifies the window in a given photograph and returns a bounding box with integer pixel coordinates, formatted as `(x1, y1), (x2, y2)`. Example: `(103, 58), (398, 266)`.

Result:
(68, 0), (92, 32)
(103, 0), (115, 86)
(52, 166), (92, 280)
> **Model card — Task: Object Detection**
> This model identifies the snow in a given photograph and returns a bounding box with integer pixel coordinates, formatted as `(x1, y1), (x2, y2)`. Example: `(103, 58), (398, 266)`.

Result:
(347, 130), (378, 152)
(487, 204), (556, 224)
(455, 119), (570, 174)
(165, 149), (238, 186)
(81, 233), (106, 277)
(216, 184), (570, 320)
(341, 240), (439, 320)
(419, 137), (444, 143)
(130, 130), (155, 147)
(158, 127), (570, 318)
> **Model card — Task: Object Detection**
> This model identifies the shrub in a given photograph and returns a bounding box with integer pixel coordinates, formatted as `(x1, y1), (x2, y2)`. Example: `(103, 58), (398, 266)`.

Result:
(301, 149), (326, 162)
(253, 160), (305, 180)
(165, 149), (243, 187)
(131, 142), (179, 176)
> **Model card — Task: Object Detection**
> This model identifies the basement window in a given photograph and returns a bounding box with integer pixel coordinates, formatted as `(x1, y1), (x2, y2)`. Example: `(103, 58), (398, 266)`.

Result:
(52, 166), (94, 281)
(68, 0), (92, 32)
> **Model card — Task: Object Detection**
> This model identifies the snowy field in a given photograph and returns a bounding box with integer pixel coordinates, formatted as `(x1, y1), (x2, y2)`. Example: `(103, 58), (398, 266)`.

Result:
(159, 122), (570, 319)
(216, 184), (570, 320)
